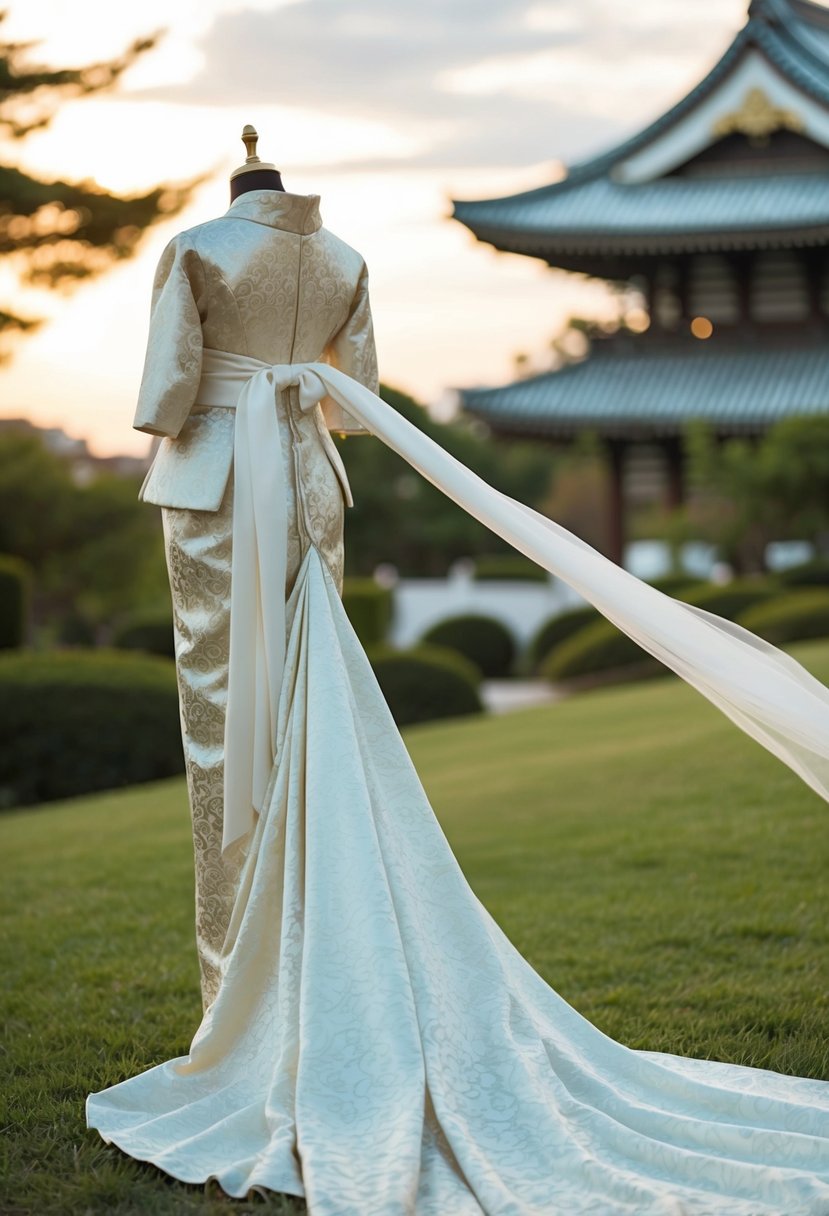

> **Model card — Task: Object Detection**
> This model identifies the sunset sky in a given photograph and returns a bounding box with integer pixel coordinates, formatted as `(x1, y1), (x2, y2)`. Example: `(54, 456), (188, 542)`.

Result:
(1, 0), (749, 457)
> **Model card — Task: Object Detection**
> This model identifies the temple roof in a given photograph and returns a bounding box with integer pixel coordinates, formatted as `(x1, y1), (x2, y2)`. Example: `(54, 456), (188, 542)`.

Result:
(452, 0), (829, 267)
(458, 333), (829, 440)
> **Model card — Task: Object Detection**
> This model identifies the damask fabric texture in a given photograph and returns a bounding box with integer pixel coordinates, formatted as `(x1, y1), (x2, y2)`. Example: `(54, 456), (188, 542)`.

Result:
(133, 189), (378, 515)
(159, 379), (347, 1009)
(131, 188), (375, 1009)
(86, 545), (829, 1214)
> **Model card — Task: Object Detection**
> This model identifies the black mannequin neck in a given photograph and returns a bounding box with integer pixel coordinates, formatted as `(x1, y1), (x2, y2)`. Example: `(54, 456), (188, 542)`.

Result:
(230, 168), (285, 202)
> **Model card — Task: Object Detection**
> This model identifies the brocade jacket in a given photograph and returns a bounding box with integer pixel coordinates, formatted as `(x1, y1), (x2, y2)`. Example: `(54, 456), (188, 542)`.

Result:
(133, 189), (378, 512)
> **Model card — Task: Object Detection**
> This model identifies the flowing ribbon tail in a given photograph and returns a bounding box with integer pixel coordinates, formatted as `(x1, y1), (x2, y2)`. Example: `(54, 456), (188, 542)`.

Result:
(307, 362), (829, 809)
(223, 371), (289, 853)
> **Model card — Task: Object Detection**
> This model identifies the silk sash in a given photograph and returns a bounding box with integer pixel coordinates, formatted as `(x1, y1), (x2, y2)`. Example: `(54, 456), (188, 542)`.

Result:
(198, 347), (829, 855)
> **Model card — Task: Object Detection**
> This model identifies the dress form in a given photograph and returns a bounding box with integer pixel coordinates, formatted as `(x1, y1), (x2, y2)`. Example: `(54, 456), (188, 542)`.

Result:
(229, 125), (285, 201)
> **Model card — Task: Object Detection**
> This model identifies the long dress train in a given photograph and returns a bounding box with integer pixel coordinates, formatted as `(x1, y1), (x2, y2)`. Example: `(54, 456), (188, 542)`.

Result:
(86, 543), (829, 1214)
(87, 355), (829, 1213)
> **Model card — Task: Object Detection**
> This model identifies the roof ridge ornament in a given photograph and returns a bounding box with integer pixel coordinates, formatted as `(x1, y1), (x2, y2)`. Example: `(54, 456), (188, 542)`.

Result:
(712, 86), (804, 144)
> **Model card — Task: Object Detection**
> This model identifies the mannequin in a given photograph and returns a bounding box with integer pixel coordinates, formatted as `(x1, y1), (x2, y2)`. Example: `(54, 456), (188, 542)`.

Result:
(229, 125), (285, 200)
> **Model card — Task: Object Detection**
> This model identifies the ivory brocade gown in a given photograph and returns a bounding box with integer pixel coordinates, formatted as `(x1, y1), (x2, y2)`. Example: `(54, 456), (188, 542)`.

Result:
(86, 191), (829, 1214)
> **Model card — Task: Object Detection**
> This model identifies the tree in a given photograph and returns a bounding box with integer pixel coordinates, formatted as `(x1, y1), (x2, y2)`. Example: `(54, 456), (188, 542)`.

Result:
(0, 12), (201, 351)
(340, 385), (557, 576)
(0, 430), (168, 634)
(651, 416), (829, 575)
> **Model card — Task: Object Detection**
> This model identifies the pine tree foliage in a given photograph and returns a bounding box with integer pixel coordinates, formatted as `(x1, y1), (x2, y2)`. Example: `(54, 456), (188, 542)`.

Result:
(0, 12), (203, 346)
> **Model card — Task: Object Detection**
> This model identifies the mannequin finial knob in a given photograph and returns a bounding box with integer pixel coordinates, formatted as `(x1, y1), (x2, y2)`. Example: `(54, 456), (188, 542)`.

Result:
(230, 123), (278, 180)
(241, 124), (260, 164)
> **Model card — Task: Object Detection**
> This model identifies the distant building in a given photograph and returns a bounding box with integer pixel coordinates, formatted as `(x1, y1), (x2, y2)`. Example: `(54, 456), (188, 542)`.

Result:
(452, 0), (829, 563)
(0, 417), (149, 484)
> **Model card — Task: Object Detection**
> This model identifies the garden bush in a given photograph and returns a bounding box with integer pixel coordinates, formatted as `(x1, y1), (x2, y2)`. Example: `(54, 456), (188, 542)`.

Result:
(0, 649), (183, 808)
(776, 558), (829, 588)
(541, 619), (658, 684)
(472, 553), (548, 583)
(681, 579), (779, 621)
(365, 643), (483, 727)
(113, 612), (176, 659)
(0, 555), (32, 650)
(527, 605), (601, 672)
(56, 607), (97, 648)
(342, 578), (393, 646)
(737, 590), (829, 647)
(420, 613), (516, 678)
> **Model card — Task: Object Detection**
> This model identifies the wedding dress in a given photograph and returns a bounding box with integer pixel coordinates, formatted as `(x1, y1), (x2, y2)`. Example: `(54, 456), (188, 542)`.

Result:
(86, 192), (829, 1214)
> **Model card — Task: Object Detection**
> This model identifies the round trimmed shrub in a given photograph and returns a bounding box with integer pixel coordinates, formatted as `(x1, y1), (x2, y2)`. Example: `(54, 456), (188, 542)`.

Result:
(57, 607), (97, 648)
(737, 590), (829, 646)
(528, 606), (601, 672)
(420, 613), (516, 678)
(541, 619), (656, 684)
(776, 559), (829, 588)
(0, 649), (183, 809)
(343, 578), (393, 646)
(681, 580), (778, 622)
(113, 612), (175, 659)
(365, 643), (483, 727)
(473, 554), (547, 583)
(0, 555), (32, 650)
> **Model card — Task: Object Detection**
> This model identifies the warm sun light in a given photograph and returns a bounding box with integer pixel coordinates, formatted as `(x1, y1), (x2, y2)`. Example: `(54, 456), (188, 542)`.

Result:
(0, 0), (748, 456)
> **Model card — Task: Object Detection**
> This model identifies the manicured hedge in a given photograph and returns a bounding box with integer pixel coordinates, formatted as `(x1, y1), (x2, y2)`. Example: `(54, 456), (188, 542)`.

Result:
(473, 554), (548, 583)
(776, 559), (829, 588)
(113, 612), (176, 660)
(737, 590), (829, 647)
(57, 608), (97, 648)
(541, 619), (657, 684)
(0, 555), (32, 650)
(527, 606), (601, 672)
(342, 578), (393, 647)
(681, 580), (778, 621)
(0, 649), (183, 808)
(365, 643), (483, 727)
(420, 613), (516, 678)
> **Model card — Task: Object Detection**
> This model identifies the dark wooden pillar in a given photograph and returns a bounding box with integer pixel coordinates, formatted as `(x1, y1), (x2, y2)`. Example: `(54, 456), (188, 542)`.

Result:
(664, 437), (685, 510)
(734, 253), (753, 325)
(805, 252), (823, 321)
(606, 438), (626, 566)
(676, 256), (691, 323)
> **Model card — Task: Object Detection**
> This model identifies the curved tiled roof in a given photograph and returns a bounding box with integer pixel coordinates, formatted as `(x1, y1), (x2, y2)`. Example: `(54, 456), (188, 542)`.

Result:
(454, 174), (829, 256)
(459, 335), (829, 439)
(452, 0), (829, 255)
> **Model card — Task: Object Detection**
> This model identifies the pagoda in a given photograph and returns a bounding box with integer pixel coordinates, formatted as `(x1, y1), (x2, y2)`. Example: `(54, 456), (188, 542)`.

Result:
(452, 0), (829, 564)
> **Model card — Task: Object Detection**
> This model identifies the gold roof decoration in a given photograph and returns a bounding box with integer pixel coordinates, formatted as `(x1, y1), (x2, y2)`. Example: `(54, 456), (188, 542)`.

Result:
(712, 87), (804, 145)
(230, 124), (280, 181)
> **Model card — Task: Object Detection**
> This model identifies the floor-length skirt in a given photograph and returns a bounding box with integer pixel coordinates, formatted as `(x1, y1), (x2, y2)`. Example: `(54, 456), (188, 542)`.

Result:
(159, 387), (348, 1010)
(160, 484), (244, 1010)
(87, 541), (829, 1214)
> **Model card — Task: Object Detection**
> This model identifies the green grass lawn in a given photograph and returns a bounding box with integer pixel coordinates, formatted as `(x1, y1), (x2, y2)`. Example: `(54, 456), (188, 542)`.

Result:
(2, 640), (828, 1214)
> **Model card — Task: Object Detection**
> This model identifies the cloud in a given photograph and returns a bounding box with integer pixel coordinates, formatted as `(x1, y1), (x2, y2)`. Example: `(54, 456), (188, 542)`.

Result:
(133, 0), (747, 171)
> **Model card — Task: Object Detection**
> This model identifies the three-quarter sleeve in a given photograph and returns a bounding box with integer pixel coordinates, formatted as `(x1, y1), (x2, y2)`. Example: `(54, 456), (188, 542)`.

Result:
(132, 233), (206, 439)
(319, 260), (378, 436)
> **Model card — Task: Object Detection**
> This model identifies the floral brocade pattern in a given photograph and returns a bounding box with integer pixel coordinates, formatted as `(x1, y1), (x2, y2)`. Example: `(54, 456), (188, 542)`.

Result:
(161, 386), (346, 1011)
(133, 190), (366, 1007)
(133, 189), (377, 472)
